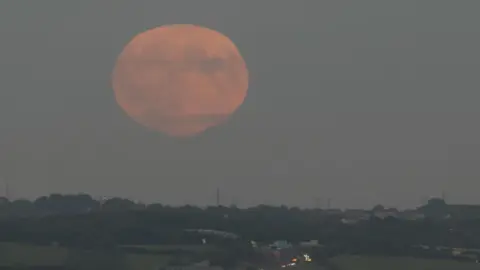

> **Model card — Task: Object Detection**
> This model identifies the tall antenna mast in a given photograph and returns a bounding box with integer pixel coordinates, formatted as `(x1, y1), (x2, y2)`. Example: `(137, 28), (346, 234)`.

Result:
(216, 187), (220, 206)
(5, 181), (9, 201)
(3, 178), (10, 201)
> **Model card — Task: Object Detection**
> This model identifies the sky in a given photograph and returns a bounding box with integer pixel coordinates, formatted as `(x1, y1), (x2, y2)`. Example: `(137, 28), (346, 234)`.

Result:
(1, 1), (480, 209)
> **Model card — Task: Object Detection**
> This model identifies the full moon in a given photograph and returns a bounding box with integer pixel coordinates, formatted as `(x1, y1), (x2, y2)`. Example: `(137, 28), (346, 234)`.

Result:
(112, 24), (249, 137)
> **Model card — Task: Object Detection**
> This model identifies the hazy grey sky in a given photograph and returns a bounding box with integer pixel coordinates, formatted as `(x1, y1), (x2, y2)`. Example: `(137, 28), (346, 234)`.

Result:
(1, 1), (480, 209)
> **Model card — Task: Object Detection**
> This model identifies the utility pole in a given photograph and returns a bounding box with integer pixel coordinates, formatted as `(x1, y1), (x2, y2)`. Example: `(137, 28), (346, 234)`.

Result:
(216, 187), (220, 206)
(2, 178), (10, 201)
(5, 180), (9, 201)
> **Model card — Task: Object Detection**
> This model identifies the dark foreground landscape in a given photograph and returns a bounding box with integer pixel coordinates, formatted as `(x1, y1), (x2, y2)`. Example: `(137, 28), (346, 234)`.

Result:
(1, 194), (480, 269)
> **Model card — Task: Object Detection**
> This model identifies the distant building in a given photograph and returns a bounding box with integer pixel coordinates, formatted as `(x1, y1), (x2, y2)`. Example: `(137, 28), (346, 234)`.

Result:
(341, 218), (359, 225)
(299, 240), (320, 247)
(399, 210), (425, 220)
(324, 209), (342, 216)
(184, 229), (239, 239)
(373, 208), (399, 219)
(342, 209), (370, 224)
(269, 240), (292, 250)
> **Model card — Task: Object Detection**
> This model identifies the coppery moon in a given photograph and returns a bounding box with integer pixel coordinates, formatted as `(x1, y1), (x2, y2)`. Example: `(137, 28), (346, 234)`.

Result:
(112, 24), (249, 137)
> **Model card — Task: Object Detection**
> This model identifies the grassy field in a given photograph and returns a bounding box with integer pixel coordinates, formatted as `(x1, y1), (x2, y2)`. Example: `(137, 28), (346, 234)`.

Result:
(125, 253), (170, 270)
(0, 242), (171, 270)
(331, 255), (480, 270)
(1, 242), (479, 270)
(0, 242), (67, 266)
(121, 244), (216, 253)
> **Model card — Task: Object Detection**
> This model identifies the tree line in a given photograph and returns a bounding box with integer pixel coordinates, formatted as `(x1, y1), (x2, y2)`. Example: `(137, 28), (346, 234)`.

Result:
(0, 194), (480, 255)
